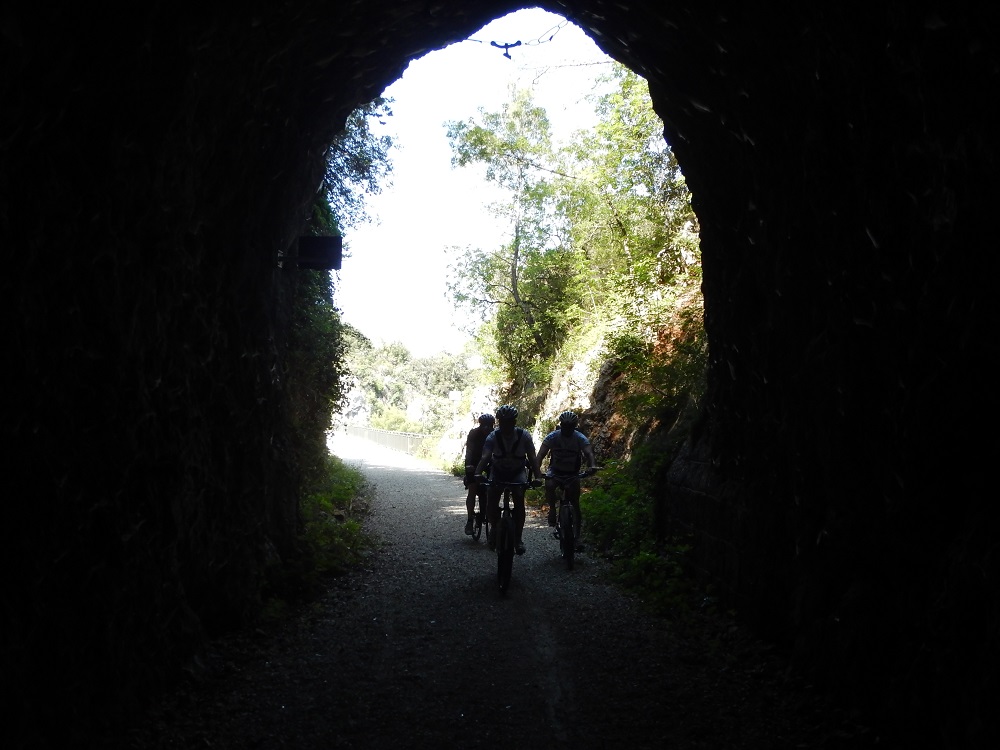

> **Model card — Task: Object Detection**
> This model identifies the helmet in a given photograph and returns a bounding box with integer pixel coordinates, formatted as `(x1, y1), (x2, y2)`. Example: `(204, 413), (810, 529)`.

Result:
(478, 413), (495, 426)
(495, 404), (518, 421)
(558, 410), (579, 426)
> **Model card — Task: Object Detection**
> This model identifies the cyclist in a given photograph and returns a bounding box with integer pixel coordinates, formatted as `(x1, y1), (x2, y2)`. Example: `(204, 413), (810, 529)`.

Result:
(462, 413), (495, 535)
(537, 411), (597, 545)
(473, 404), (542, 555)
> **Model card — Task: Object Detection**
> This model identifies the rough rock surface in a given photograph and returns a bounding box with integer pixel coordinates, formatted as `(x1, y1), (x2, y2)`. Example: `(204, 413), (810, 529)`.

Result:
(111, 435), (875, 749)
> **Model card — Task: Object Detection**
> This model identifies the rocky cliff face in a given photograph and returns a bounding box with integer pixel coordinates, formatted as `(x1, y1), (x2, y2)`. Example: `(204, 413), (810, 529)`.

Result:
(4, 2), (996, 746)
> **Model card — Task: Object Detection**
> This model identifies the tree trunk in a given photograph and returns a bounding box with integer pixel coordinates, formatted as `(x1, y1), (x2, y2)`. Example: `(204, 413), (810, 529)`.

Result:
(509, 219), (547, 354)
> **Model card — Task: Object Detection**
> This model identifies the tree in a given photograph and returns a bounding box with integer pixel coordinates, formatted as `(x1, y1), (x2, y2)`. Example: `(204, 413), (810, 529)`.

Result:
(321, 97), (394, 231)
(562, 64), (699, 328)
(444, 64), (703, 431)
(344, 340), (474, 434)
(446, 88), (586, 403)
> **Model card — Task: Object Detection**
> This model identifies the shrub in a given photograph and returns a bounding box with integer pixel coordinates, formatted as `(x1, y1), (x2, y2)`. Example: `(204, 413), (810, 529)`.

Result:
(262, 453), (372, 615)
(581, 459), (695, 617)
(299, 453), (371, 574)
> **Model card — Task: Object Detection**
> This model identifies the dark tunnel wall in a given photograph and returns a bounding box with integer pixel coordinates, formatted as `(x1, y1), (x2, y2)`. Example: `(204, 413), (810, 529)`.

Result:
(2, 1), (997, 746)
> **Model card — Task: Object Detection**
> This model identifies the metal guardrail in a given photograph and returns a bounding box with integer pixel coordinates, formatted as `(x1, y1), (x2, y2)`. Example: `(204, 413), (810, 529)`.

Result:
(344, 425), (432, 456)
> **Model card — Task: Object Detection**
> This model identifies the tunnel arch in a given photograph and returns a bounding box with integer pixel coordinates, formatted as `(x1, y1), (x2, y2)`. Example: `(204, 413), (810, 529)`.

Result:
(5, 2), (997, 746)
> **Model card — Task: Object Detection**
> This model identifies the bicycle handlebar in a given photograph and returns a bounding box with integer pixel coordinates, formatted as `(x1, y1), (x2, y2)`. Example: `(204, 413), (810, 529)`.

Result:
(479, 478), (544, 489)
(547, 467), (601, 483)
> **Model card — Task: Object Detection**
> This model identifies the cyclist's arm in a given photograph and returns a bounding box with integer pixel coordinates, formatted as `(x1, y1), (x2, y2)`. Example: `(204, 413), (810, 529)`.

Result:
(536, 441), (550, 474)
(473, 441), (491, 476)
(461, 433), (473, 479)
(463, 432), (476, 467)
(526, 442), (543, 480)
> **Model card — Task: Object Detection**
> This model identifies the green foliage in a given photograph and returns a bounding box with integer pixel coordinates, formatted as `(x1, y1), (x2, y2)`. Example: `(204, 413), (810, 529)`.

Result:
(581, 459), (648, 554)
(284, 95), (396, 478)
(346, 340), (411, 416)
(447, 87), (553, 192)
(446, 88), (588, 403)
(370, 404), (423, 433)
(565, 65), (700, 334)
(262, 453), (372, 615)
(298, 453), (371, 574)
(613, 547), (694, 617)
(446, 66), (702, 419)
(344, 339), (474, 434)
(323, 97), (394, 229)
(282, 270), (352, 490)
(405, 351), (475, 433)
(603, 278), (707, 426)
(581, 459), (694, 616)
(443, 65), (708, 617)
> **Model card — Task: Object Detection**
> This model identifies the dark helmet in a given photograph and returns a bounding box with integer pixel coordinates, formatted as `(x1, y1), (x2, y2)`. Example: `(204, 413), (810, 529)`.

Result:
(558, 410), (579, 427)
(495, 404), (518, 422)
(478, 413), (495, 427)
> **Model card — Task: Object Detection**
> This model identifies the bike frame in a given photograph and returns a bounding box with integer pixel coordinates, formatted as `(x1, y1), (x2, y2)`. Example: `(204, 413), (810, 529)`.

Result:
(480, 478), (539, 594)
(548, 468), (597, 570)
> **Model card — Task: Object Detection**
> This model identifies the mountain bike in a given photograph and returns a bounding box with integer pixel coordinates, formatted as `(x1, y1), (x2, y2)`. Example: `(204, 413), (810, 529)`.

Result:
(549, 468), (599, 570)
(480, 478), (541, 594)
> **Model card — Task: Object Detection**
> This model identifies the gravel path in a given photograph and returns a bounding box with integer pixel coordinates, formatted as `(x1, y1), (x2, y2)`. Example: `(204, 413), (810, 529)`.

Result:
(115, 434), (872, 749)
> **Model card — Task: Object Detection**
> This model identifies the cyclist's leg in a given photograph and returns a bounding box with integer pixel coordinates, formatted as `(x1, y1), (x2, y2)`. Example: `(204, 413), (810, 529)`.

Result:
(486, 484), (501, 546)
(544, 477), (557, 525)
(513, 488), (527, 552)
(466, 482), (478, 517)
(476, 481), (487, 519)
(565, 480), (583, 547)
(464, 481), (478, 534)
(486, 484), (501, 526)
(559, 500), (575, 566)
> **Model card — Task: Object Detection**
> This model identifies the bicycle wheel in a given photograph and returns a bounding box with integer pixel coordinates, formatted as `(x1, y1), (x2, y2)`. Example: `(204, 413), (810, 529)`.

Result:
(559, 503), (575, 570)
(497, 513), (515, 594)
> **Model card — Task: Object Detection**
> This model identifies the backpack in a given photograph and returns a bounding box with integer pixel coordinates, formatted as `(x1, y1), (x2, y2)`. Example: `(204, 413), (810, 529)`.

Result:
(545, 430), (586, 474)
(491, 428), (527, 478)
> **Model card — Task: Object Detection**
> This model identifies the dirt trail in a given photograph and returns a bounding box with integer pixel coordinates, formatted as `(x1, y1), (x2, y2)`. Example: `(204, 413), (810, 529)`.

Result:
(116, 433), (866, 749)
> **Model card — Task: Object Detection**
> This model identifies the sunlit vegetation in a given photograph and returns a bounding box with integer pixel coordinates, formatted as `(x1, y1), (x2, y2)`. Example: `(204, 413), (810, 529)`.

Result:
(343, 337), (476, 434)
(445, 63), (703, 421)
(446, 64), (706, 605)
(262, 453), (373, 618)
(290, 67), (708, 612)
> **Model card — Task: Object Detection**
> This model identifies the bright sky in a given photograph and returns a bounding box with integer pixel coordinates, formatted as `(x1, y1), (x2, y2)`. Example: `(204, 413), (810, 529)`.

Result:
(333, 8), (615, 358)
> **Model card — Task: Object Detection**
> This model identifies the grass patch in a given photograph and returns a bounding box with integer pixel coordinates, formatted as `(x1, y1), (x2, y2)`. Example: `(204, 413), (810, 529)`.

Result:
(261, 453), (373, 617)
(299, 453), (371, 573)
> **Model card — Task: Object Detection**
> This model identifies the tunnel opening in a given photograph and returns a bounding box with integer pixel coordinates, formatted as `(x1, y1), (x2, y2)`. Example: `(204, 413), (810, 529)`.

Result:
(329, 7), (702, 452)
(332, 8), (625, 356)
